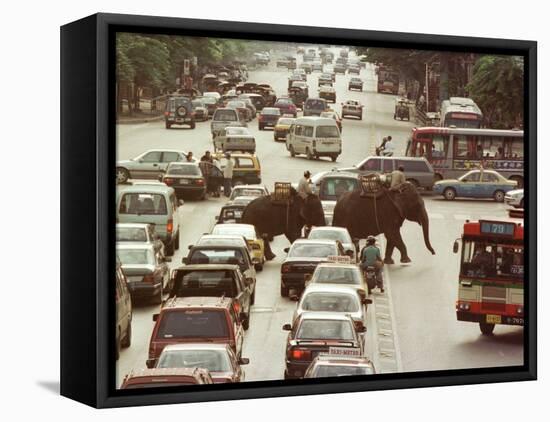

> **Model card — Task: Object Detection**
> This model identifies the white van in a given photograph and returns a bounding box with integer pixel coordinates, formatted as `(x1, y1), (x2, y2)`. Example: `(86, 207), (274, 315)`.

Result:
(286, 117), (342, 162)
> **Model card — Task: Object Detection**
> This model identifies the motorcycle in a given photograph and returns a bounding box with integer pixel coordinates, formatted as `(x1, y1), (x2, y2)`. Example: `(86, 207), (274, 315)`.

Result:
(364, 266), (378, 294)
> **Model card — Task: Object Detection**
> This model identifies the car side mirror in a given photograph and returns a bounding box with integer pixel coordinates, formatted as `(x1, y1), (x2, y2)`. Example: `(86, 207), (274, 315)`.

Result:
(362, 298), (373, 305)
(239, 357), (250, 365)
(152, 313), (159, 322)
(282, 323), (292, 331)
(146, 359), (156, 369)
(283, 247), (290, 253)
(453, 240), (459, 254)
(181, 257), (188, 264)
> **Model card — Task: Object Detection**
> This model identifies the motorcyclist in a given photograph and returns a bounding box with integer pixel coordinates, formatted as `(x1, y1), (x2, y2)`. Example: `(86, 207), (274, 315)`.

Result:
(360, 236), (384, 293)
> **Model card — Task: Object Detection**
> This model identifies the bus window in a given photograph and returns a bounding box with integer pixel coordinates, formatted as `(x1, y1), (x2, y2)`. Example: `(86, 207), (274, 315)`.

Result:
(496, 246), (524, 277)
(431, 135), (449, 159)
(454, 135), (470, 158)
(462, 241), (497, 277)
(505, 138), (523, 159)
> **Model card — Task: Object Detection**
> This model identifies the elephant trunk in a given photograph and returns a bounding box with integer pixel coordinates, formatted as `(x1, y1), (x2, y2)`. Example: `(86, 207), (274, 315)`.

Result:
(420, 207), (436, 255)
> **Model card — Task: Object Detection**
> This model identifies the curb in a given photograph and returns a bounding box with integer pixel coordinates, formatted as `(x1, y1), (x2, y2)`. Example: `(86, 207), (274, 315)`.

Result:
(116, 115), (164, 125)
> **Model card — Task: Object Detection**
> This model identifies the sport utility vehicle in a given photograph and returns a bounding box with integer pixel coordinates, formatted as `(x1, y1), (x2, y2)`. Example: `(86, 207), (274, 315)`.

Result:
(148, 296), (245, 366)
(211, 108), (246, 138)
(165, 96), (196, 129)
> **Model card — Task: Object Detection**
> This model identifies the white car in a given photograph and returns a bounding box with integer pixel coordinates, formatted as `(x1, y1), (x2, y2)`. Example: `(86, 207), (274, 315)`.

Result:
(308, 226), (357, 262)
(504, 188), (524, 208)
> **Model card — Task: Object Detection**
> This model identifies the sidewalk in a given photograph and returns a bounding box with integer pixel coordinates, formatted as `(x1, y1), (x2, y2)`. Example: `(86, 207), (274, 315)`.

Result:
(116, 113), (164, 124)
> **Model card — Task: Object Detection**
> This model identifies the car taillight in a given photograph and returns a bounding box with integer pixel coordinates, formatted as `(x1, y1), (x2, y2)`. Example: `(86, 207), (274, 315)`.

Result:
(163, 178), (174, 186)
(167, 219), (173, 234)
(281, 264), (291, 273)
(143, 274), (155, 283)
(290, 348), (311, 360)
(196, 178), (205, 185)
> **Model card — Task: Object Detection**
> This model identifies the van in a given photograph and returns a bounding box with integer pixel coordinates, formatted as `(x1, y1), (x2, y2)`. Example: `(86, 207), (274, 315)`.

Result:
(341, 156), (435, 189)
(286, 116), (342, 162)
(303, 98), (328, 116)
(116, 184), (181, 255)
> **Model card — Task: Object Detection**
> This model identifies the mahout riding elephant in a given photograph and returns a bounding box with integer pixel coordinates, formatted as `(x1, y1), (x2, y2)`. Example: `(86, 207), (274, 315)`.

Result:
(332, 182), (435, 263)
(242, 191), (325, 260)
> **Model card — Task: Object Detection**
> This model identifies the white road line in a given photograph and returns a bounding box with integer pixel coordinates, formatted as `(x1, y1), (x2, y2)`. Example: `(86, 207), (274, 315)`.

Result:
(381, 262), (403, 373)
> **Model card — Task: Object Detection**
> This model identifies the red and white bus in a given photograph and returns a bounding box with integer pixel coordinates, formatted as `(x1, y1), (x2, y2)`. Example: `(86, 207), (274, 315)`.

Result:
(406, 126), (524, 187)
(453, 219), (524, 335)
(440, 97), (483, 128)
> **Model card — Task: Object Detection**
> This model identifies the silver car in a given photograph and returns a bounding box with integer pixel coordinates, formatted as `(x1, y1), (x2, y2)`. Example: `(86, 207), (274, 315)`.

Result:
(306, 262), (368, 302)
(116, 149), (194, 184)
(293, 284), (368, 333)
(504, 188), (524, 208)
(308, 226), (357, 262)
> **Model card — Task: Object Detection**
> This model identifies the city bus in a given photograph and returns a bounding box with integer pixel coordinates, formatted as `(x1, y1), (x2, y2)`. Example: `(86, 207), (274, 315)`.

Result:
(453, 218), (524, 335)
(376, 65), (399, 95)
(406, 126), (524, 187)
(440, 97), (483, 128)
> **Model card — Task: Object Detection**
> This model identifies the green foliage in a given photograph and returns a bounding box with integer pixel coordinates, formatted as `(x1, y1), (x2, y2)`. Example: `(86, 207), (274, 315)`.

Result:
(467, 56), (524, 128)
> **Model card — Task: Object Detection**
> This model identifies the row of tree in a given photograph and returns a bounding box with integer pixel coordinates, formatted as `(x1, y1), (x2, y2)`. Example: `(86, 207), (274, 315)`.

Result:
(356, 47), (523, 128)
(116, 33), (272, 114)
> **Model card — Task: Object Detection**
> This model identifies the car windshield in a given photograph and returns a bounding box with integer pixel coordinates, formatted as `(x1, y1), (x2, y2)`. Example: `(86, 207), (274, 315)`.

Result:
(230, 187), (263, 199)
(170, 98), (191, 108)
(289, 243), (336, 258)
(173, 270), (237, 297)
(309, 229), (351, 244)
(306, 100), (325, 109)
(118, 193), (168, 215)
(312, 267), (360, 285)
(201, 97), (217, 104)
(227, 101), (245, 108)
(262, 108), (280, 115)
(189, 249), (245, 266)
(157, 310), (229, 339)
(117, 248), (154, 265)
(212, 225), (255, 240)
(313, 365), (374, 377)
(116, 227), (148, 242)
(157, 349), (232, 372)
(296, 319), (354, 340)
(301, 293), (359, 312)
(319, 178), (358, 200)
(226, 127), (249, 135)
(167, 165), (201, 176)
(214, 110), (237, 121)
(316, 126), (339, 137)
(197, 237), (245, 247)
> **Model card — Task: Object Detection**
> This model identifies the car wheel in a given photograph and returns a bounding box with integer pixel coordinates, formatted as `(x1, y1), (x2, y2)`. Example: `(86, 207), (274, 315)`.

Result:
(116, 167), (129, 184)
(121, 320), (132, 348)
(280, 284), (289, 297)
(493, 190), (505, 202)
(331, 155), (337, 162)
(189, 121), (196, 129)
(165, 240), (175, 256)
(444, 187), (456, 200)
(165, 122), (171, 129)
(480, 322), (495, 335)
(255, 263), (263, 272)
(174, 232), (180, 250)
(289, 145), (296, 157)
(306, 148), (314, 160)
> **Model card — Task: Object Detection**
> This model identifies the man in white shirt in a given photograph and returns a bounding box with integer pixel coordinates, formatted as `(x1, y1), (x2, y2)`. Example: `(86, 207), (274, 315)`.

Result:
(297, 171), (313, 199)
(223, 153), (234, 198)
(382, 136), (395, 156)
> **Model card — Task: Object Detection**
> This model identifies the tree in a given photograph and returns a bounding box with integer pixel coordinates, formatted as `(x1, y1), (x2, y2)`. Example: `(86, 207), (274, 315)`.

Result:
(467, 56), (524, 128)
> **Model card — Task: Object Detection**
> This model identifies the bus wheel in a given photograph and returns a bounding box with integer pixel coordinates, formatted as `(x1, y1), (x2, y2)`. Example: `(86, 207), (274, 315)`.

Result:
(480, 322), (495, 335)
(493, 190), (505, 202)
(444, 187), (456, 200)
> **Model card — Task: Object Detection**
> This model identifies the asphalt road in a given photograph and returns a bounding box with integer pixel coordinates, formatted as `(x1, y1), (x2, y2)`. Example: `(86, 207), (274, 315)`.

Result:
(116, 50), (523, 386)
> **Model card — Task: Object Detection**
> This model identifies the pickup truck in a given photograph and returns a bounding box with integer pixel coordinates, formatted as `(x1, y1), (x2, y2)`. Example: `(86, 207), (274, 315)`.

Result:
(169, 263), (255, 329)
(210, 108), (247, 138)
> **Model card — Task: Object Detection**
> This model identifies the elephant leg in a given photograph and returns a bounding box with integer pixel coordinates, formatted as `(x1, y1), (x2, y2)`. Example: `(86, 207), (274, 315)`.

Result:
(391, 230), (412, 263)
(383, 236), (395, 264)
(264, 239), (276, 261)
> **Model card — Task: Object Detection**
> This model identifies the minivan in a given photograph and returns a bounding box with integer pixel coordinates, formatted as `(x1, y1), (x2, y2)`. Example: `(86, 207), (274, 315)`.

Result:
(340, 156), (435, 189)
(286, 116), (342, 162)
(303, 98), (328, 116)
(116, 183), (182, 255)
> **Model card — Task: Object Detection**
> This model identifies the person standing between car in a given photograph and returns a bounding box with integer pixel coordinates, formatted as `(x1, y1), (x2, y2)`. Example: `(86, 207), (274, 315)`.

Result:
(360, 236), (384, 292)
(200, 150), (213, 163)
(186, 151), (194, 162)
(223, 153), (234, 198)
(390, 165), (406, 189)
(297, 170), (313, 199)
(382, 136), (395, 156)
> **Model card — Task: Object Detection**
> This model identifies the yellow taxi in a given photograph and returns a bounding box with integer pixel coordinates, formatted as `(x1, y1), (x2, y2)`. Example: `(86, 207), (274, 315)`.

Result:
(212, 152), (262, 185)
(211, 223), (266, 271)
(273, 116), (296, 142)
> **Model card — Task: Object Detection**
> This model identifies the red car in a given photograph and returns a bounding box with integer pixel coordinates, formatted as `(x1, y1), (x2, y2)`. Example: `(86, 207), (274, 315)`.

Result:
(120, 367), (213, 389)
(147, 296), (245, 366)
(274, 98), (297, 118)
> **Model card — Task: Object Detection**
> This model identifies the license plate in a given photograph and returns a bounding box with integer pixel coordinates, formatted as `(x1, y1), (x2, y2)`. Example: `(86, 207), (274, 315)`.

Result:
(180, 179), (190, 185)
(486, 314), (502, 324)
(327, 347), (361, 357)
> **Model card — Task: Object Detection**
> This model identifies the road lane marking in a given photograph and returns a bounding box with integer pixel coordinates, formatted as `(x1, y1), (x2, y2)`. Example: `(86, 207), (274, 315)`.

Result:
(453, 214), (471, 221)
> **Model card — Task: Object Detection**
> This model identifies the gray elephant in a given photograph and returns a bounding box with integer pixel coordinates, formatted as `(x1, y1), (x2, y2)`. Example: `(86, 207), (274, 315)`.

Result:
(242, 191), (326, 260)
(332, 182), (435, 263)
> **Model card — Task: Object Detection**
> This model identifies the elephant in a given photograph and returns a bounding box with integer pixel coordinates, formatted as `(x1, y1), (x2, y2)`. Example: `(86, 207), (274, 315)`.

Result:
(332, 182), (435, 263)
(242, 191), (326, 260)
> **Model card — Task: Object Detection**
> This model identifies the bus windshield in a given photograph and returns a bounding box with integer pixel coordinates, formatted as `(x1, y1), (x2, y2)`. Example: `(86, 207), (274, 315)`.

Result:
(460, 240), (524, 280)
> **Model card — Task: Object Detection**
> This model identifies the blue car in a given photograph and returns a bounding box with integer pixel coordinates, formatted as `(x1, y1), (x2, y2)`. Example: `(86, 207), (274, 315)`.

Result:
(434, 169), (517, 202)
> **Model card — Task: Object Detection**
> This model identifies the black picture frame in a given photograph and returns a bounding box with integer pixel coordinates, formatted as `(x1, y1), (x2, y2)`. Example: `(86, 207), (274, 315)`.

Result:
(60, 12), (537, 408)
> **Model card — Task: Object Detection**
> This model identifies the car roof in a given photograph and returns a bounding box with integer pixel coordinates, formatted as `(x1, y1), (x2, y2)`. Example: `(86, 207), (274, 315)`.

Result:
(116, 223), (151, 229)
(213, 223), (255, 230)
(303, 284), (360, 296)
(175, 264), (240, 270)
(321, 171), (358, 179)
(162, 343), (230, 352)
(316, 262), (359, 270)
(198, 234), (246, 241)
(294, 117), (337, 126)
(292, 239), (337, 246)
(298, 311), (354, 321)
(162, 296), (234, 310)
(117, 184), (174, 194)
(126, 367), (206, 378)
(313, 355), (373, 365)
(310, 226), (349, 233)
(116, 243), (154, 251)
(233, 184), (267, 190)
